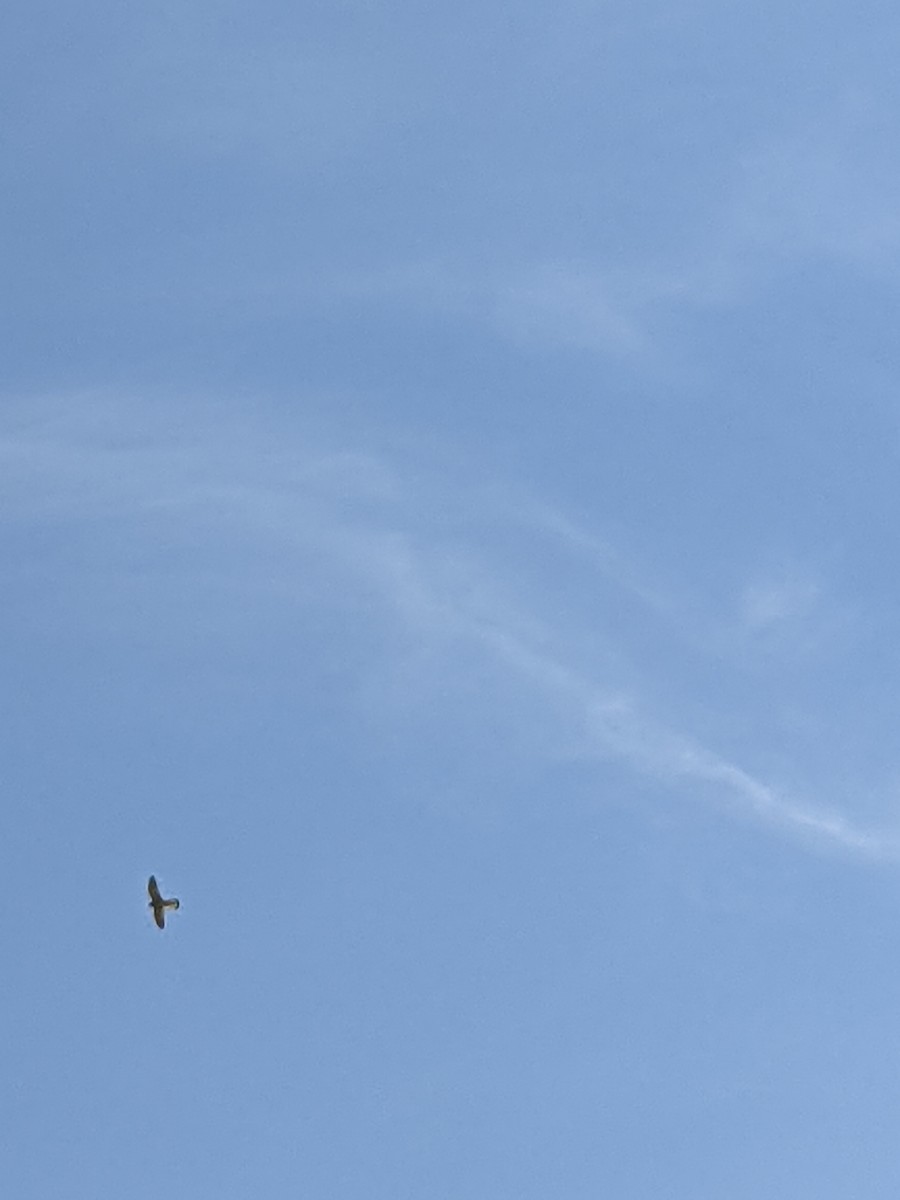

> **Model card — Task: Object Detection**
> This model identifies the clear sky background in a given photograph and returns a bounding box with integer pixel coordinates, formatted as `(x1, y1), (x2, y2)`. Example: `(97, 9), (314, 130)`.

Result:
(4, 2), (900, 1196)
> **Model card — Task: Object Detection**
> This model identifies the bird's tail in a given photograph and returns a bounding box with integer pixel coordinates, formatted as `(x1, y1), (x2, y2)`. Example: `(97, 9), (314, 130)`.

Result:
(165, 898), (180, 910)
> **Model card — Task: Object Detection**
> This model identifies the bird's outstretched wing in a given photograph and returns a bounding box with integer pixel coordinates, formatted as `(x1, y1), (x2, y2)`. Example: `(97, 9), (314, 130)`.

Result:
(148, 876), (162, 904)
(153, 904), (166, 929)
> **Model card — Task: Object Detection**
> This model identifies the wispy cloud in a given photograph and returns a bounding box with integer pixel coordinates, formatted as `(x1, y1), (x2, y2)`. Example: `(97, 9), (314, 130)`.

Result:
(739, 576), (821, 633)
(731, 111), (900, 273)
(488, 264), (645, 355)
(327, 259), (649, 357)
(3, 394), (896, 859)
(317, 84), (900, 373)
(351, 533), (898, 859)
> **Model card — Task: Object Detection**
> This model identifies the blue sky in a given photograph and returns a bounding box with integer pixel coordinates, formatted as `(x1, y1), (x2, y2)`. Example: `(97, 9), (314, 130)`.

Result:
(5, 1), (900, 1196)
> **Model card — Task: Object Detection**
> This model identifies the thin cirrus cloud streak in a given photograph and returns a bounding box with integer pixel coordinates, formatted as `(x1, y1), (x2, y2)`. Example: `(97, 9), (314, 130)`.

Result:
(326, 520), (899, 859)
(418, 573), (900, 861)
(2, 398), (897, 862)
(320, 102), (900, 367)
(325, 259), (648, 357)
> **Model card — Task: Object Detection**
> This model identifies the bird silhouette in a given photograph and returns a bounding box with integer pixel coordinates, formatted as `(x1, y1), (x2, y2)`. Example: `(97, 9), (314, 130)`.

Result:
(148, 875), (180, 929)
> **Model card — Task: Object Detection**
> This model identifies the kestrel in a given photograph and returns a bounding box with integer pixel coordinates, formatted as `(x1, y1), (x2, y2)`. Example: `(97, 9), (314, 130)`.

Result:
(148, 875), (180, 929)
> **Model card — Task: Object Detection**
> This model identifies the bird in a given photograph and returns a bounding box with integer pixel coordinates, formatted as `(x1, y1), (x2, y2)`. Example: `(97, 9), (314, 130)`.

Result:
(148, 875), (180, 929)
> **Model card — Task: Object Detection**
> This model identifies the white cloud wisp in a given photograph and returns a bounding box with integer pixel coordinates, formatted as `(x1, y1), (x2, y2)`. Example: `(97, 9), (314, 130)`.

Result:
(2, 395), (897, 861)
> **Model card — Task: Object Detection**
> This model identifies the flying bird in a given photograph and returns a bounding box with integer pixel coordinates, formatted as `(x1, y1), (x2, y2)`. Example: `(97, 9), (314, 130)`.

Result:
(148, 875), (180, 929)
